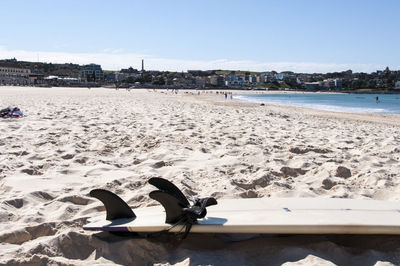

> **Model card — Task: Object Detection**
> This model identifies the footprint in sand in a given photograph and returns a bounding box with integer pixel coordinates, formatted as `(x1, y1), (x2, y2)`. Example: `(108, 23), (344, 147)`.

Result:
(3, 198), (25, 208)
(0, 222), (57, 244)
(58, 195), (93, 205)
(61, 154), (75, 160)
(21, 167), (43, 175)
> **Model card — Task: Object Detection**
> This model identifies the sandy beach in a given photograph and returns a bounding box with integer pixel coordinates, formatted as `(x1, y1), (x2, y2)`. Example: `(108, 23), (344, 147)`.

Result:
(1, 86), (400, 265)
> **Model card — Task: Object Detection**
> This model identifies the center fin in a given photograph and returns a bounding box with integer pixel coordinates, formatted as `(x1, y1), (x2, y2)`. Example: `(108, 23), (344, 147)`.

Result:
(149, 177), (190, 206)
(149, 190), (186, 223)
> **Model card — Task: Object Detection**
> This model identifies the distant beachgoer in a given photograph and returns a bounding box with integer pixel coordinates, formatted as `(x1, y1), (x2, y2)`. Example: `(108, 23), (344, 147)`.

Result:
(376, 96), (379, 103)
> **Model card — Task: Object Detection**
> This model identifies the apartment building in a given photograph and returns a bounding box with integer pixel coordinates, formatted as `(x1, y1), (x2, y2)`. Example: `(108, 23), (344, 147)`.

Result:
(81, 64), (104, 81)
(0, 65), (31, 85)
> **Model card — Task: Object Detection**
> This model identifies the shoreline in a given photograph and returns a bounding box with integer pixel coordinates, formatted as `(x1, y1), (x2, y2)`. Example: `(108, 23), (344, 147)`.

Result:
(174, 89), (400, 127)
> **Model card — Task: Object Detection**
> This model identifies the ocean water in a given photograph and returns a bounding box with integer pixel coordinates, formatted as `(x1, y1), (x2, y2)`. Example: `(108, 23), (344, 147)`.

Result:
(233, 93), (400, 114)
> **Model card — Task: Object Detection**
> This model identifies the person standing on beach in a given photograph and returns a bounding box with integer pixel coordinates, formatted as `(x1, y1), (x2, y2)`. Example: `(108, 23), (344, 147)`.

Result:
(376, 96), (379, 103)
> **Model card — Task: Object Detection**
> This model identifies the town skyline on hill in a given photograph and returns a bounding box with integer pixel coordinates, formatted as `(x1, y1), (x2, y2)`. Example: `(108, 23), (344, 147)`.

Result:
(1, 57), (399, 91)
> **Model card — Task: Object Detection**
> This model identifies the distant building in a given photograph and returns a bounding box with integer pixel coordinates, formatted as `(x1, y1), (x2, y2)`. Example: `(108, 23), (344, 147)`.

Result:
(372, 78), (382, 87)
(275, 73), (289, 80)
(323, 78), (342, 90)
(296, 77), (304, 84)
(236, 74), (246, 84)
(395, 81), (400, 90)
(0, 65), (31, 85)
(334, 78), (342, 89)
(120, 67), (138, 74)
(249, 75), (257, 84)
(172, 77), (189, 86)
(82, 64), (104, 81)
(44, 75), (81, 86)
(259, 72), (273, 83)
(194, 76), (206, 87)
(225, 73), (245, 87)
(210, 75), (225, 86)
(323, 79), (336, 90)
(227, 73), (237, 82)
(115, 71), (140, 83)
(105, 72), (116, 83)
(283, 76), (297, 85)
(304, 82), (322, 90)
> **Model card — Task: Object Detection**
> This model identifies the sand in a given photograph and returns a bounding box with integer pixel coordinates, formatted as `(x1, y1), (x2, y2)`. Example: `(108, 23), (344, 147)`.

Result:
(1, 86), (400, 265)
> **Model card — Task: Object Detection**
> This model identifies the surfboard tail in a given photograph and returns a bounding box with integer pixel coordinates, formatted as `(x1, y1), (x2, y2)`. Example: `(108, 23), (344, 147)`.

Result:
(89, 189), (136, 220)
(86, 179), (217, 239)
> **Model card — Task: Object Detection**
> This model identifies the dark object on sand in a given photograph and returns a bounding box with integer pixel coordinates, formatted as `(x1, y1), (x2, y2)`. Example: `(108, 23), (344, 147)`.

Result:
(0, 107), (24, 118)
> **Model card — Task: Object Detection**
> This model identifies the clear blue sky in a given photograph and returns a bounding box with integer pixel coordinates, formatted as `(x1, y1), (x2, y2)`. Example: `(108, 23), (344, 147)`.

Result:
(1, 0), (399, 72)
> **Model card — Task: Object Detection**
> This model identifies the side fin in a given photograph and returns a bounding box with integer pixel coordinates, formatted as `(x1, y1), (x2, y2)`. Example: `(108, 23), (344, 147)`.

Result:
(149, 190), (186, 223)
(90, 189), (136, 220)
(149, 177), (190, 207)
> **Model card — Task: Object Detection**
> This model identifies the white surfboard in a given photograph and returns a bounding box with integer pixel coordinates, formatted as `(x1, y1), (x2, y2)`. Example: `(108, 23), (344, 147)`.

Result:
(84, 196), (400, 235)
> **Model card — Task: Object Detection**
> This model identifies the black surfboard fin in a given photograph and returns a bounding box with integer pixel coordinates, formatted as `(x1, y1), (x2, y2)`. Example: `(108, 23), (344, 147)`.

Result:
(90, 189), (136, 220)
(148, 177), (217, 225)
(148, 177), (190, 207)
(149, 190), (187, 223)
